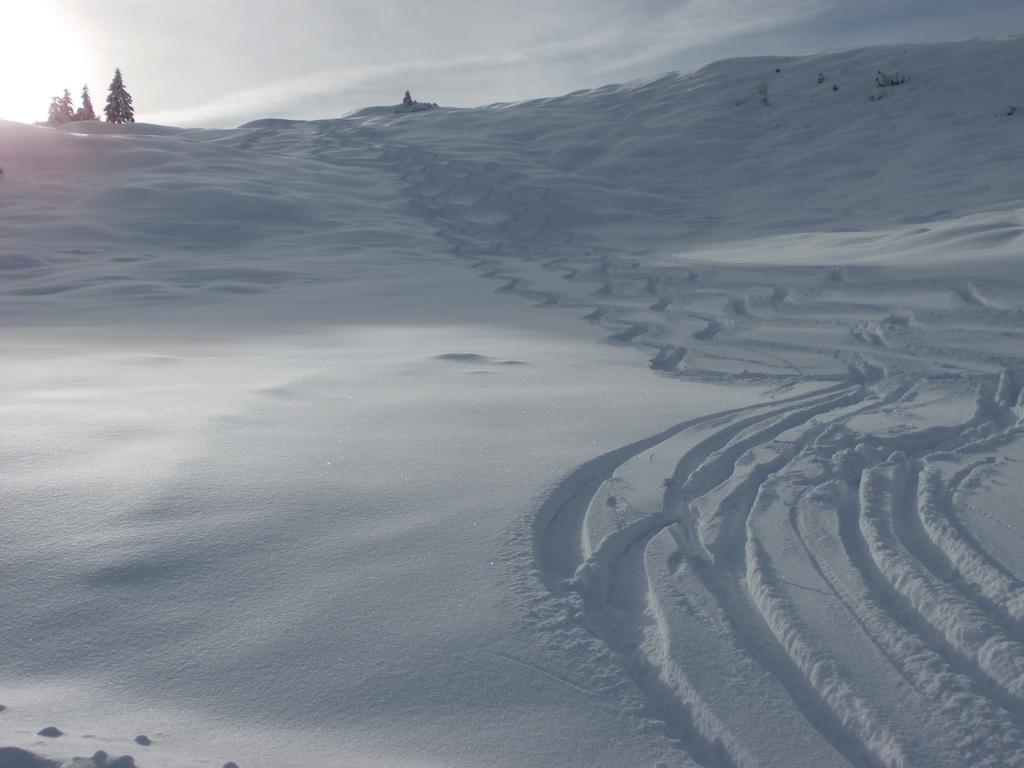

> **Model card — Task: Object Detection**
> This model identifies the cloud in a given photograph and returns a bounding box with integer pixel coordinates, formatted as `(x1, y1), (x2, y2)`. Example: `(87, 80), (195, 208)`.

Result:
(589, 0), (836, 72)
(144, 50), (537, 126)
(145, 0), (837, 126)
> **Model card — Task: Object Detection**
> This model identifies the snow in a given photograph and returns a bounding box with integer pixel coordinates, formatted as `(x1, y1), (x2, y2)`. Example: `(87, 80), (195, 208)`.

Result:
(3, 34), (1024, 767)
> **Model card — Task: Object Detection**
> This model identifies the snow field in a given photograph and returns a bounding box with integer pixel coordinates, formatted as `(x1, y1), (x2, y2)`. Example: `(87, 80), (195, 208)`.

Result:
(5, 34), (1024, 767)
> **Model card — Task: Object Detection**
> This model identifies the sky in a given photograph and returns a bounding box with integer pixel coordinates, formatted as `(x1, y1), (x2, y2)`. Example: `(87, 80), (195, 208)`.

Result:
(2, 0), (1024, 127)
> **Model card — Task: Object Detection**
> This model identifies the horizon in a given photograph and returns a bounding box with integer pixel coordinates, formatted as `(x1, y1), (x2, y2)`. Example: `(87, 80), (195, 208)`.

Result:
(2, 1), (1024, 128)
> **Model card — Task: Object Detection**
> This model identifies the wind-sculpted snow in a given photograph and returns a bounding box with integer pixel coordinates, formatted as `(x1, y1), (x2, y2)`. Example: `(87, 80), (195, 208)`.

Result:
(5, 35), (1024, 768)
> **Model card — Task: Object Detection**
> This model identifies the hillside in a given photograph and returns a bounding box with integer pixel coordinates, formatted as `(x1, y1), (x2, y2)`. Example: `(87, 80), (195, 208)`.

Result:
(3, 35), (1024, 768)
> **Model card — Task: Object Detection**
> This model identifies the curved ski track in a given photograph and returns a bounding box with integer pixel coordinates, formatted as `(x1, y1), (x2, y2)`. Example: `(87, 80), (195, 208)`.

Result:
(229, 120), (1024, 767)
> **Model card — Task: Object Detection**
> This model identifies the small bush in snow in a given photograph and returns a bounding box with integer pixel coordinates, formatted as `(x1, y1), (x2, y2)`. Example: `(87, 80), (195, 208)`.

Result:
(395, 90), (438, 114)
(817, 72), (826, 85)
(757, 83), (770, 106)
(875, 70), (906, 87)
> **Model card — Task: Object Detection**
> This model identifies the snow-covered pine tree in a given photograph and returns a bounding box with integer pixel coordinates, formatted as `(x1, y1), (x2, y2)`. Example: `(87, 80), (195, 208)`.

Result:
(59, 89), (74, 120)
(47, 89), (74, 124)
(104, 68), (135, 124)
(47, 98), (62, 125)
(75, 84), (96, 121)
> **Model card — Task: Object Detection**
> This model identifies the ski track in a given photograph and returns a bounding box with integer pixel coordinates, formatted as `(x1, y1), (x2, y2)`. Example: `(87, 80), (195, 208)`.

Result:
(12, 55), (1024, 765)
(271, 118), (1024, 766)
(105, 107), (1024, 766)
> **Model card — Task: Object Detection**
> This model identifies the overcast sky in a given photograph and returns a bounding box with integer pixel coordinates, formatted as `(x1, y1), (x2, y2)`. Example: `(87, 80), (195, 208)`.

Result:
(6, 0), (1024, 127)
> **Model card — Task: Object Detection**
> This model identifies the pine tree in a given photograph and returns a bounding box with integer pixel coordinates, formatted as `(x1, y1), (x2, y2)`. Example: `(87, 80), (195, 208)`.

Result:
(47, 89), (74, 124)
(60, 89), (74, 119)
(75, 84), (96, 121)
(104, 68), (135, 124)
(47, 98), (63, 124)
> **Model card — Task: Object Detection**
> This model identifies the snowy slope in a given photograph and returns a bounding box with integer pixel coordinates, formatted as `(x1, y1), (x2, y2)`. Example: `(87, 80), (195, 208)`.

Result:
(3, 35), (1024, 768)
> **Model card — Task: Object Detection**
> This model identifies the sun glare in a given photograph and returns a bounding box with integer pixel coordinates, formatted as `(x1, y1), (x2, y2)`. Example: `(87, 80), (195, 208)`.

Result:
(0, 0), (95, 123)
